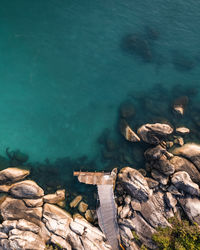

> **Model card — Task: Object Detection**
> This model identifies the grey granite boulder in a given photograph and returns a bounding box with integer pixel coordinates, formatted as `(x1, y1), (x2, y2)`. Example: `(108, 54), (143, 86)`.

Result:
(171, 171), (200, 196)
(170, 156), (200, 184)
(9, 180), (44, 199)
(118, 167), (151, 202)
(173, 143), (200, 170)
(0, 168), (30, 185)
(137, 123), (173, 144)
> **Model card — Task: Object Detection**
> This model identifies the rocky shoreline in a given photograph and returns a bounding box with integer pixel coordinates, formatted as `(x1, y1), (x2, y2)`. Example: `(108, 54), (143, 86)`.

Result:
(0, 95), (200, 249)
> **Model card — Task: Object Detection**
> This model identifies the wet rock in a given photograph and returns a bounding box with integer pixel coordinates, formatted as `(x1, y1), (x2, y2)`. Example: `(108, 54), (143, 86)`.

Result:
(173, 143), (200, 171)
(171, 171), (200, 196)
(120, 119), (140, 142)
(13, 150), (29, 163)
(122, 34), (152, 62)
(0, 168), (30, 185)
(43, 189), (65, 204)
(176, 127), (190, 135)
(9, 180), (44, 199)
(8, 229), (45, 250)
(173, 96), (189, 115)
(119, 102), (135, 119)
(70, 195), (82, 208)
(43, 203), (72, 239)
(178, 196), (200, 225)
(118, 167), (151, 202)
(170, 156), (200, 184)
(164, 192), (177, 208)
(0, 196), (42, 222)
(137, 123), (173, 144)
(145, 177), (159, 189)
(23, 198), (43, 207)
(78, 201), (88, 213)
(151, 169), (169, 185)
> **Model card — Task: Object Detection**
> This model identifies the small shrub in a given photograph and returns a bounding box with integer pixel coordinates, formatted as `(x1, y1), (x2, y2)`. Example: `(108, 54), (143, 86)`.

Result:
(152, 217), (200, 250)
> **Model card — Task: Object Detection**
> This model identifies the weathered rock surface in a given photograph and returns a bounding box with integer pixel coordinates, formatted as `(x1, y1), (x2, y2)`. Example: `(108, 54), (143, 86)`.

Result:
(137, 123), (173, 144)
(144, 145), (166, 161)
(43, 189), (65, 204)
(164, 192), (177, 208)
(171, 171), (200, 196)
(118, 167), (151, 202)
(170, 156), (200, 184)
(23, 198), (43, 207)
(153, 155), (175, 175)
(176, 127), (190, 134)
(9, 180), (44, 199)
(120, 119), (140, 142)
(151, 169), (169, 185)
(0, 168), (30, 185)
(70, 195), (82, 208)
(173, 143), (200, 170)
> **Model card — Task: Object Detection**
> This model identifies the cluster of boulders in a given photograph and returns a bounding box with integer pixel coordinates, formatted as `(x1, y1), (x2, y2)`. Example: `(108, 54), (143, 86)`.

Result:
(0, 168), (111, 250)
(116, 117), (200, 249)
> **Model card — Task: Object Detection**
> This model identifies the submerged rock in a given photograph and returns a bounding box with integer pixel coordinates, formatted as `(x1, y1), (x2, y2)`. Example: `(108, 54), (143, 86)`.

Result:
(173, 96), (188, 115)
(120, 119), (140, 142)
(118, 167), (151, 202)
(119, 102), (135, 119)
(137, 123), (173, 144)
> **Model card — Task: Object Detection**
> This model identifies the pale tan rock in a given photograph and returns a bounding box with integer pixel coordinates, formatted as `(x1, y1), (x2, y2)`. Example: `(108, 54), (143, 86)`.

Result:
(0, 232), (7, 239)
(43, 203), (72, 239)
(131, 199), (141, 211)
(120, 119), (140, 142)
(0, 184), (12, 193)
(78, 201), (88, 213)
(16, 219), (40, 234)
(174, 136), (184, 146)
(57, 200), (66, 208)
(43, 189), (65, 204)
(70, 221), (84, 235)
(2, 220), (17, 233)
(176, 127), (190, 134)
(0, 168), (30, 185)
(9, 229), (46, 250)
(9, 180), (44, 199)
(70, 195), (82, 208)
(23, 198), (43, 207)
(51, 234), (72, 250)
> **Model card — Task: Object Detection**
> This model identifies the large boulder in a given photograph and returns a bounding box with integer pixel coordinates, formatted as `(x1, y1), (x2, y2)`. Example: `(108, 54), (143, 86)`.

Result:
(173, 143), (200, 171)
(137, 123), (173, 144)
(144, 145), (166, 161)
(8, 229), (46, 250)
(170, 156), (200, 184)
(0, 168), (30, 185)
(178, 197), (200, 225)
(171, 171), (200, 196)
(0, 196), (42, 223)
(118, 167), (151, 202)
(152, 155), (175, 176)
(9, 180), (44, 199)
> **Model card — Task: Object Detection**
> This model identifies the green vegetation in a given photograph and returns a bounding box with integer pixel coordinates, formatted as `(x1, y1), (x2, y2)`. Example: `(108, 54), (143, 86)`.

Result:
(45, 243), (63, 250)
(152, 217), (200, 250)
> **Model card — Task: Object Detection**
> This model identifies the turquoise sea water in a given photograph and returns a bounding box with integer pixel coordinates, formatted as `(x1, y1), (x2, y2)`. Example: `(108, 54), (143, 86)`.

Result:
(0, 1), (200, 193)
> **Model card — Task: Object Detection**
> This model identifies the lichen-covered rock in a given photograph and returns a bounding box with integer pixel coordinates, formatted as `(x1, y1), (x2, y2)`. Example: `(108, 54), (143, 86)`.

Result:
(9, 180), (44, 199)
(118, 167), (151, 202)
(170, 156), (200, 184)
(137, 123), (173, 144)
(173, 143), (200, 170)
(0, 168), (30, 185)
(171, 171), (200, 196)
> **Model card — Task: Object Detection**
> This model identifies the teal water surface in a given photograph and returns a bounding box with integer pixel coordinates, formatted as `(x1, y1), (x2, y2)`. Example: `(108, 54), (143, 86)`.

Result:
(0, 0), (200, 192)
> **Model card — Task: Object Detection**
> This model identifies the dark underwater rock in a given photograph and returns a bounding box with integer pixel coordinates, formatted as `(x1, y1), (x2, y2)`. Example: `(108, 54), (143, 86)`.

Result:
(173, 96), (189, 115)
(119, 101), (135, 119)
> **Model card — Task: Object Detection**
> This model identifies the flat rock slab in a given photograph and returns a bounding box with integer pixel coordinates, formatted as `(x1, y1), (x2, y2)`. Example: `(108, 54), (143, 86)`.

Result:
(0, 168), (30, 185)
(9, 180), (44, 199)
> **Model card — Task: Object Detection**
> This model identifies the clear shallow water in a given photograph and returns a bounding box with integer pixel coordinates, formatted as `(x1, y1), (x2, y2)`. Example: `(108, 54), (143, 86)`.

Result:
(0, 0), (200, 187)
